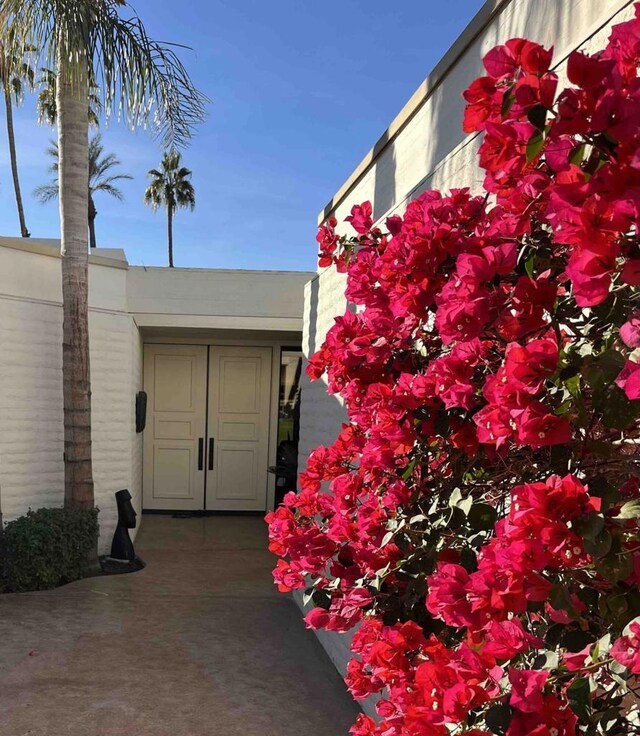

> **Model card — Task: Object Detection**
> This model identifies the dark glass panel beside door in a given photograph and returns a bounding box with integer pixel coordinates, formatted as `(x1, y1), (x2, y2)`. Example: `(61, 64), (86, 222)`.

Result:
(274, 348), (302, 506)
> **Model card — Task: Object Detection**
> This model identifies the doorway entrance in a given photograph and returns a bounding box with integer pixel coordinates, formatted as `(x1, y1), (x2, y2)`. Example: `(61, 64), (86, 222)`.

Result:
(142, 344), (272, 511)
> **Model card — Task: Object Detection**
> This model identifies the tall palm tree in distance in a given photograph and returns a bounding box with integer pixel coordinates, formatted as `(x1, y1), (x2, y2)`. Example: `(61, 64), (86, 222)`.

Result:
(34, 134), (133, 248)
(0, 0), (207, 508)
(36, 67), (102, 127)
(0, 30), (34, 237)
(144, 150), (196, 268)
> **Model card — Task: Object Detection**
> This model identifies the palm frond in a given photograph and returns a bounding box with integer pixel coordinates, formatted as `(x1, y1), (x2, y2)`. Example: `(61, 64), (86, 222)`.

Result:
(92, 182), (125, 200)
(36, 65), (102, 126)
(1, 0), (208, 147)
(98, 172), (133, 184)
(33, 183), (58, 203)
(0, 26), (36, 103)
(37, 132), (132, 203)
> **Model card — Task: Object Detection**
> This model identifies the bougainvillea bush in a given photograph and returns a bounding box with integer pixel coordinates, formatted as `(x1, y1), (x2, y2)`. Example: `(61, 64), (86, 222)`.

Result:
(267, 9), (640, 735)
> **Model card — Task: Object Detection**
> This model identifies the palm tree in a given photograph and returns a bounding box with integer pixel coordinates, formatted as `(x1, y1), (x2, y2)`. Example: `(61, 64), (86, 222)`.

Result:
(1, 0), (207, 508)
(144, 150), (195, 268)
(36, 66), (102, 127)
(0, 30), (34, 237)
(34, 134), (133, 249)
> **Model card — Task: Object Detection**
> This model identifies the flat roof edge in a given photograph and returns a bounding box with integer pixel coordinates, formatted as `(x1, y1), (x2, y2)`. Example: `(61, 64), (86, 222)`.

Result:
(129, 266), (316, 276)
(0, 237), (129, 269)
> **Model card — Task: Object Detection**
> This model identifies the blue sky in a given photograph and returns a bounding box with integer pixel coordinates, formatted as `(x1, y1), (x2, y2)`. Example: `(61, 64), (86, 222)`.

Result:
(0, 0), (485, 271)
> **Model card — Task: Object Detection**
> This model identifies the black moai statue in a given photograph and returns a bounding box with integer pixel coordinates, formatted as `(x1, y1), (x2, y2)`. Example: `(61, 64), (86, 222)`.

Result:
(110, 489), (137, 562)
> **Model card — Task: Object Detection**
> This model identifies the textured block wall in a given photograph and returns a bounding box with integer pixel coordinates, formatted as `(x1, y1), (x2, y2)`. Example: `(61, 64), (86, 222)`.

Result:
(296, 0), (637, 710)
(0, 298), (64, 520)
(0, 245), (141, 553)
(89, 311), (141, 550)
(297, 268), (349, 475)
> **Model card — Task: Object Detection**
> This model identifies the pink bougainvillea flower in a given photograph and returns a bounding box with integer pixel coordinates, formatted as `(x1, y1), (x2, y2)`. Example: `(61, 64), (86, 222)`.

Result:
(508, 669), (548, 713)
(482, 619), (543, 660)
(565, 245), (616, 306)
(426, 563), (473, 628)
(611, 621), (640, 673)
(620, 313), (640, 348)
(504, 333), (559, 394)
(567, 50), (616, 88)
(304, 607), (331, 629)
(483, 38), (553, 79)
(622, 258), (640, 285)
(615, 360), (640, 400)
(346, 201), (373, 235)
(506, 695), (578, 736)
(513, 403), (573, 448)
(463, 75), (501, 132)
(349, 714), (378, 736)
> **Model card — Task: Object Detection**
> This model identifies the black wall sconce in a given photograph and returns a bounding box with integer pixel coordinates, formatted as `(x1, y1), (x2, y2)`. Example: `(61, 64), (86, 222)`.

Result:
(135, 391), (147, 433)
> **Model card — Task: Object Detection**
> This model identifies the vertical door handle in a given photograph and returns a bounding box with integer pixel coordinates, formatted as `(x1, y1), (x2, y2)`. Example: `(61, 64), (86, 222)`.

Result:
(208, 438), (214, 470)
(198, 438), (204, 470)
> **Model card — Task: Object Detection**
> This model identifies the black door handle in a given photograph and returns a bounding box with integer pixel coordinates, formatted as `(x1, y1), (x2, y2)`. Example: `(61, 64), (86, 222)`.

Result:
(208, 437), (214, 470)
(198, 438), (204, 470)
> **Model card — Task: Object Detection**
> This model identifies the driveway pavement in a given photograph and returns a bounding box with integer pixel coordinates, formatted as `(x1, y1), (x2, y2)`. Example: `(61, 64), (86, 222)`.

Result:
(0, 514), (359, 736)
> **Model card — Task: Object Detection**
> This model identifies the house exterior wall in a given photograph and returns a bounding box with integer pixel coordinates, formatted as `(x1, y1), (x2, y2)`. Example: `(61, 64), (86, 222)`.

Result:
(0, 239), (140, 553)
(297, 0), (637, 705)
(0, 237), (311, 553)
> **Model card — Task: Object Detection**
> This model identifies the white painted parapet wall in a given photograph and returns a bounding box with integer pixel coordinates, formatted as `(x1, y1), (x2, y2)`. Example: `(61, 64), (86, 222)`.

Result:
(128, 266), (311, 333)
(297, 0), (637, 709)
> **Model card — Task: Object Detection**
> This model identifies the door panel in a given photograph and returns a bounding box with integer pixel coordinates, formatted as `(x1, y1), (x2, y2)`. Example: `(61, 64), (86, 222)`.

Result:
(208, 347), (272, 510)
(143, 345), (207, 510)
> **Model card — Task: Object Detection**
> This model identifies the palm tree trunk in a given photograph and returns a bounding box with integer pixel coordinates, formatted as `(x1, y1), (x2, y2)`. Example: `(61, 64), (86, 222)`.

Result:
(4, 81), (29, 238)
(168, 204), (174, 267)
(88, 194), (97, 249)
(57, 47), (94, 509)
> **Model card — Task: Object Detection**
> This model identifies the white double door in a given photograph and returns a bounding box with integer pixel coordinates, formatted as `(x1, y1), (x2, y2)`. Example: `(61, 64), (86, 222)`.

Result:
(143, 345), (272, 511)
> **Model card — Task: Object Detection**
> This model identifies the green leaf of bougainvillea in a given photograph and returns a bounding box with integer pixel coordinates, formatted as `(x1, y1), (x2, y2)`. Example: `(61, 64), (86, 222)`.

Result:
(583, 528), (613, 560)
(572, 512), (605, 542)
(527, 104), (548, 131)
(526, 130), (545, 162)
(460, 548), (478, 573)
(545, 623), (565, 647)
(601, 386), (640, 430)
(584, 349), (625, 396)
(500, 88), (515, 119)
(595, 536), (634, 583)
(468, 503), (498, 532)
(562, 628), (596, 653)
(550, 584), (578, 616)
(485, 703), (512, 735)
(569, 143), (586, 166)
(311, 589), (332, 610)
(567, 676), (592, 720)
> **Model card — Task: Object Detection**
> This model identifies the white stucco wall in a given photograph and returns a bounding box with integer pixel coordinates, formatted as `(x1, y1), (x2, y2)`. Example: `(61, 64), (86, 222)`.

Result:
(298, 0), (637, 705)
(0, 239), (142, 553)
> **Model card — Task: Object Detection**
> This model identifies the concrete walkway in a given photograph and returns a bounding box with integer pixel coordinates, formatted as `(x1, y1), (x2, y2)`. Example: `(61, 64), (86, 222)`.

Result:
(0, 515), (359, 736)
